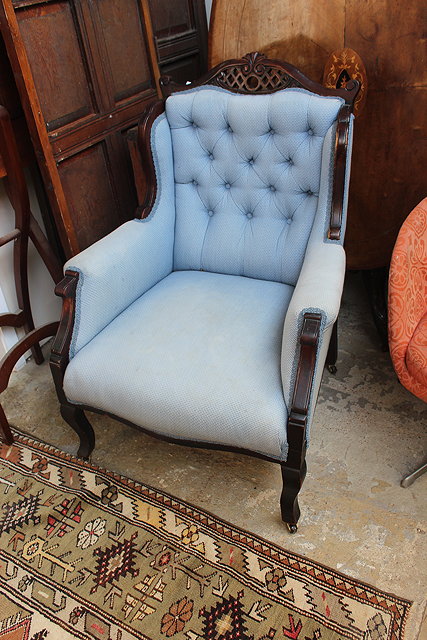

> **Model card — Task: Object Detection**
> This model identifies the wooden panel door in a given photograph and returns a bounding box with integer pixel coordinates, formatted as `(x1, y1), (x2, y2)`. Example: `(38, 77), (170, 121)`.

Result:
(149, 0), (208, 84)
(0, 0), (160, 257)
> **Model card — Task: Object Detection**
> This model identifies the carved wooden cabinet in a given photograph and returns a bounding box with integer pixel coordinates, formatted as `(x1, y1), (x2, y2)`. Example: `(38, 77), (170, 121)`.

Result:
(149, 0), (208, 84)
(0, 0), (161, 257)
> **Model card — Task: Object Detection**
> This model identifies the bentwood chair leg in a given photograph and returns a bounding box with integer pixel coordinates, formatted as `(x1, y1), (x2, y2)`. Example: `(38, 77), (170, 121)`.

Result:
(0, 404), (14, 444)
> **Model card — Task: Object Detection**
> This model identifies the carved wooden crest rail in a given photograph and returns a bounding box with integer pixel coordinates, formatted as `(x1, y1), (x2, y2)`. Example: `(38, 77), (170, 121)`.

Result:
(210, 52), (304, 93)
(160, 52), (359, 104)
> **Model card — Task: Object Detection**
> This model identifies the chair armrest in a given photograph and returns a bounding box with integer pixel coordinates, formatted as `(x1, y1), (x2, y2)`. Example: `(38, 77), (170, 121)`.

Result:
(60, 111), (175, 358)
(281, 241), (346, 442)
(64, 218), (174, 357)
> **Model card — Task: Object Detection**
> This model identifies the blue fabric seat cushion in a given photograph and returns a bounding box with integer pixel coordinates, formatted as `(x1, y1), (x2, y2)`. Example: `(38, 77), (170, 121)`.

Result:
(63, 270), (293, 460)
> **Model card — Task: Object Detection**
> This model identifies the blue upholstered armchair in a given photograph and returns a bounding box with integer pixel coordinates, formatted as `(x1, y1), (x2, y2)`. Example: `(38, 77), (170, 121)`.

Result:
(50, 53), (358, 531)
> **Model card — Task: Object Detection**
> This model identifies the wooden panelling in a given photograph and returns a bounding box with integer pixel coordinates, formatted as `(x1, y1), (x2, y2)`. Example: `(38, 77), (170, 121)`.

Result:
(344, 0), (426, 269)
(0, 0), (160, 257)
(95, 0), (151, 102)
(16, 2), (95, 129)
(160, 53), (201, 86)
(345, 87), (427, 268)
(59, 142), (121, 248)
(149, 0), (207, 83)
(149, 0), (192, 38)
(345, 0), (425, 87)
(209, 0), (344, 82)
(209, 0), (427, 269)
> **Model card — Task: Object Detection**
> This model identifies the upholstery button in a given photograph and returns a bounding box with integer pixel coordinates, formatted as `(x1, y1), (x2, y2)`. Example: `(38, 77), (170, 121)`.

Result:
(269, 128), (274, 134)
(225, 182), (231, 189)
(207, 210), (214, 217)
(270, 185), (276, 192)
(228, 126), (233, 132)
(246, 212), (253, 219)
(249, 158), (254, 165)
(192, 180), (198, 186)
(287, 218), (292, 225)
(307, 128), (313, 135)
(307, 189), (313, 195)
(288, 158), (293, 165)
(209, 153), (214, 160)
(192, 122), (197, 128)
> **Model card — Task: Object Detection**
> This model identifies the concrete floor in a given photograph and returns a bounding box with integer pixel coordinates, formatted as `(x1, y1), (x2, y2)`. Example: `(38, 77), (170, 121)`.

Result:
(2, 272), (426, 638)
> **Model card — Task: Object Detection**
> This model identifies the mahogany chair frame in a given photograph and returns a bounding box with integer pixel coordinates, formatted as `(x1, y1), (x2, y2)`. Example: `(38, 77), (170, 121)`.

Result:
(50, 53), (358, 531)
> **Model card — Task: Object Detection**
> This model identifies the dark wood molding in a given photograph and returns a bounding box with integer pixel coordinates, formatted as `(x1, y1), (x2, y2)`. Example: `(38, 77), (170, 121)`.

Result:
(136, 99), (166, 218)
(49, 270), (97, 459)
(160, 51), (360, 101)
(50, 271), (79, 405)
(281, 312), (322, 532)
(329, 103), (353, 241)
(149, 0), (208, 85)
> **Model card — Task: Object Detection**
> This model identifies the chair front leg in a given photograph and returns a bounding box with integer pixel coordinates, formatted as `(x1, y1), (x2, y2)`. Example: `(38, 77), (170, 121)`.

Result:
(280, 428), (307, 533)
(281, 312), (322, 532)
(60, 404), (95, 460)
(50, 272), (96, 460)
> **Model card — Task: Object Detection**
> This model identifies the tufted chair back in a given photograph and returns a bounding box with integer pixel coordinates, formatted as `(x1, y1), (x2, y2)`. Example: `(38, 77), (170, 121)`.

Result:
(166, 87), (345, 285)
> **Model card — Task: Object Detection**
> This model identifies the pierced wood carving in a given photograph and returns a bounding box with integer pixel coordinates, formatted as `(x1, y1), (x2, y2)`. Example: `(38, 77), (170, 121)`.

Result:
(212, 51), (304, 93)
(160, 51), (360, 104)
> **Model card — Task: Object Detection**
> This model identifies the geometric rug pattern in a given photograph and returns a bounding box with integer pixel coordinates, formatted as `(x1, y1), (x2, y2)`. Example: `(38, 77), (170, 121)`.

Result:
(0, 431), (411, 640)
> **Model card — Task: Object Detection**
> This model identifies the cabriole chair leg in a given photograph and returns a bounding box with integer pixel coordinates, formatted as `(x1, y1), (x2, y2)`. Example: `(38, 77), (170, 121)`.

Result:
(326, 320), (338, 374)
(60, 404), (95, 460)
(280, 459), (307, 533)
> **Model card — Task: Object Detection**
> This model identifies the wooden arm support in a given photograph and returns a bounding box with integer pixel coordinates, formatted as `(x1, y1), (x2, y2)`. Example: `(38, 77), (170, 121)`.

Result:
(288, 312), (322, 463)
(50, 272), (79, 405)
(328, 102), (354, 241)
(50, 271), (95, 460)
(281, 312), (322, 530)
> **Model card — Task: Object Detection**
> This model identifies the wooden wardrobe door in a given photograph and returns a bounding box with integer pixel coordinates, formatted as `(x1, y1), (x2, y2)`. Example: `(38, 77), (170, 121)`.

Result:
(0, 0), (160, 257)
(149, 0), (208, 83)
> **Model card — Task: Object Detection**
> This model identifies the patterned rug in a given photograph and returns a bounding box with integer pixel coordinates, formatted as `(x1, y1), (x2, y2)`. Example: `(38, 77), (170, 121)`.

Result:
(0, 432), (411, 640)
